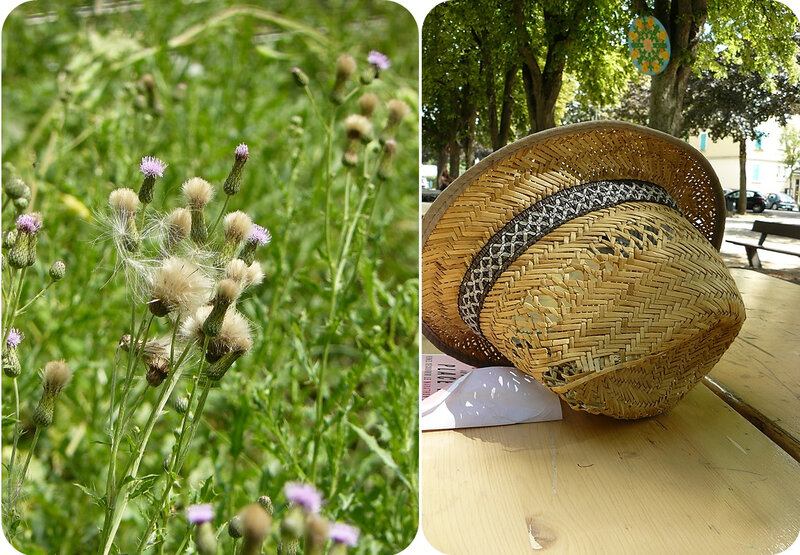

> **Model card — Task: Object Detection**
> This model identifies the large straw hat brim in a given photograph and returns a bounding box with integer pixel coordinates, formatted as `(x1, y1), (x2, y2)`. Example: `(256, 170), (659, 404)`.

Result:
(422, 121), (726, 368)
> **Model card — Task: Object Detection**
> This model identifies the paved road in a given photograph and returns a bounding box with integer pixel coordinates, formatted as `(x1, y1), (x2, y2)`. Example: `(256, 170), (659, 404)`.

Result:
(721, 208), (800, 270)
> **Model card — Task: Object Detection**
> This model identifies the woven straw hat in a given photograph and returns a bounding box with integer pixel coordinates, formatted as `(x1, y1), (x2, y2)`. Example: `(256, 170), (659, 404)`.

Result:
(422, 121), (745, 419)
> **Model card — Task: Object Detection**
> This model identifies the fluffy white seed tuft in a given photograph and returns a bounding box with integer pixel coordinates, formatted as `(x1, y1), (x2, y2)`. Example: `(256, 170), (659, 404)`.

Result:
(182, 177), (214, 208)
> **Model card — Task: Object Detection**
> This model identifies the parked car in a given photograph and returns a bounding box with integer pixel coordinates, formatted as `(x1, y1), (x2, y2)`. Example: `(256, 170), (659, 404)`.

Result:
(766, 192), (798, 211)
(724, 190), (766, 213)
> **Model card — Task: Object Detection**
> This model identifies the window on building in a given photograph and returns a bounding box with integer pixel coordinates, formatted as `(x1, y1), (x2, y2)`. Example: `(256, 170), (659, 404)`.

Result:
(753, 164), (760, 181)
(755, 136), (763, 150)
(699, 132), (707, 151)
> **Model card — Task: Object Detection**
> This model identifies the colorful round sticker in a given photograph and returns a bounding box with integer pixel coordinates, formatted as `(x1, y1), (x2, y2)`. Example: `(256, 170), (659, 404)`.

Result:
(628, 16), (670, 76)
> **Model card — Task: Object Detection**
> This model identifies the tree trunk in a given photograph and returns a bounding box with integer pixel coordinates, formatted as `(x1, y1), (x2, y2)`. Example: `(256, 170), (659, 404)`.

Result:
(449, 141), (461, 178)
(738, 139), (747, 215)
(647, 0), (708, 136)
(437, 144), (448, 185)
(463, 114), (476, 168)
(497, 68), (516, 148)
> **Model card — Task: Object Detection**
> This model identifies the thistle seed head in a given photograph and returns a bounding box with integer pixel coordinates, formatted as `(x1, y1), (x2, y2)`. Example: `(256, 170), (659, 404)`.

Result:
(304, 514), (330, 550)
(344, 114), (371, 141)
(182, 177), (214, 209)
(183, 306), (253, 361)
(358, 93), (379, 118)
(225, 259), (249, 283)
(387, 99), (410, 124)
(224, 211), (253, 244)
(245, 262), (264, 288)
(240, 504), (271, 547)
(149, 257), (213, 317)
(42, 360), (71, 393)
(109, 188), (139, 218)
(49, 260), (66, 281)
(144, 353), (170, 386)
(216, 278), (242, 305)
(335, 54), (357, 80)
(165, 207), (192, 249)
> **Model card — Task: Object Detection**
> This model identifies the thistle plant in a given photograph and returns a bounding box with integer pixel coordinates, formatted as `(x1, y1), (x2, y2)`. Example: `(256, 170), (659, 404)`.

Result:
(95, 147), (272, 554)
(188, 482), (360, 555)
(2, 194), (69, 534)
(291, 49), (412, 484)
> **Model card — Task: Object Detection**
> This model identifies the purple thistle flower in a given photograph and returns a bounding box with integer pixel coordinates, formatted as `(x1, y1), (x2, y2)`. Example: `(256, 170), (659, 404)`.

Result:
(140, 156), (167, 178)
(247, 224), (271, 246)
(16, 213), (42, 234)
(235, 143), (249, 162)
(186, 504), (214, 524)
(367, 50), (391, 71)
(329, 522), (360, 547)
(6, 329), (24, 348)
(284, 482), (323, 513)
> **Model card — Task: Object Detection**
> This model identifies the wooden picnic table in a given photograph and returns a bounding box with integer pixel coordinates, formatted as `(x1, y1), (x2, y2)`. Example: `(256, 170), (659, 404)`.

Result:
(421, 269), (800, 554)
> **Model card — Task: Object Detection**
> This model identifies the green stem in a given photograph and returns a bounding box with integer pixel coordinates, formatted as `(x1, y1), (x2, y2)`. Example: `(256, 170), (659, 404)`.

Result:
(16, 280), (54, 314)
(18, 427), (41, 489)
(208, 195), (231, 236)
(101, 341), (192, 555)
(3, 268), (27, 337)
(134, 338), (210, 554)
(303, 85), (330, 134)
(4, 378), (21, 510)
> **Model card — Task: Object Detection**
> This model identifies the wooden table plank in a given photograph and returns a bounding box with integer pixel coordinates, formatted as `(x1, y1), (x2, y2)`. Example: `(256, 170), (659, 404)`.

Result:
(705, 269), (800, 459)
(422, 386), (800, 554)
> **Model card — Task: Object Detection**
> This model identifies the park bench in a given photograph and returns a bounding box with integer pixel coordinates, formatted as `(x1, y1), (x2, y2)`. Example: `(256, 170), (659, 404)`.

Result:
(421, 268), (800, 553)
(726, 219), (800, 268)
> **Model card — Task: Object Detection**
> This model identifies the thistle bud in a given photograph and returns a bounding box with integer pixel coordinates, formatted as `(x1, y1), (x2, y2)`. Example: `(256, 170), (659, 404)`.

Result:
(49, 260), (66, 281)
(3, 230), (17, 249)
(182, 178), (214, 244)
(238, 224), (271, 265)
(4, 177), (30, 200)
(138, 156), (167, 205)
(3, 329), (24, 378)
(173, 396), (189, 414)
(228, 515), (244, 539)
(330, 54), (356, 105)
(109, 188), (140, 252)
(144, 353), (169, 387)
(358, 93), (379, 119)
(278, 540), (300, 555)
(380, 99), (410, 143)
(280, 506), (305, 540)
(291, 67), (310, 87)
(202, 280), (242, 338)
(9, 213), (42, 268)
(223, 144), (249, 196)
(377, 139), (397, 181)
(164, 207), (191, 253)
(240, 504), (272, 555)
(217, 211), (253, 267)
(257, 495), (273, 515)
(342, 115), (371, 167)
(202, 349), (244, 383)
(304, 514), (330, 555)
(32, 360), (72, 428)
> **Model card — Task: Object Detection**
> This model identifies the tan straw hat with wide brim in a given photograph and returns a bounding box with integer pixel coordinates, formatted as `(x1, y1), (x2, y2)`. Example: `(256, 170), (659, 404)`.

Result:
(422, 121), (745, 419)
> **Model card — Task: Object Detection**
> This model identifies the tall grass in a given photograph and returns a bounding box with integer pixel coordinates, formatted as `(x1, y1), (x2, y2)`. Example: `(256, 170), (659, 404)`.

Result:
(2, 1), (418, 552)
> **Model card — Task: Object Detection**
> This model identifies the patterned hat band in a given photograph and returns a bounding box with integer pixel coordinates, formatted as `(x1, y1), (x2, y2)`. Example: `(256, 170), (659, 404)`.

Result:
(457, 179), (682, 335)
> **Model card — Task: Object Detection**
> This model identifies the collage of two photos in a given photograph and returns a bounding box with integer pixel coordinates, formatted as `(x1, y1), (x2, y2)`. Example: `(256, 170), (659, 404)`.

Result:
(3, 0), (800, 553)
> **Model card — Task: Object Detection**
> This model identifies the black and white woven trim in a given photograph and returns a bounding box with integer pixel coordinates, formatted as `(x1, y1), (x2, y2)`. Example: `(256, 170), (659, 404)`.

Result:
(457, 179), (681, 335)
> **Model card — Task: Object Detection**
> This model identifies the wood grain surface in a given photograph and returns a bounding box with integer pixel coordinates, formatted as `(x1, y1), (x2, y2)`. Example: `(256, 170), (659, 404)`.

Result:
(706, 269), (800, 455)
(421, 269), (800, 554)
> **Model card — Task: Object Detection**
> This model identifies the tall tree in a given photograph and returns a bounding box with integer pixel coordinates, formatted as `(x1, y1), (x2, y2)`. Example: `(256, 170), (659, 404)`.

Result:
(510, 0), (631, 133)
(683, 59), (800, 213)
(641, 0), (799, 136)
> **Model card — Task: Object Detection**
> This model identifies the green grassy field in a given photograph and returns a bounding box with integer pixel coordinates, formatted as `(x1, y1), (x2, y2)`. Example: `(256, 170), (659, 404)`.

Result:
(2, 1), (418, 553)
